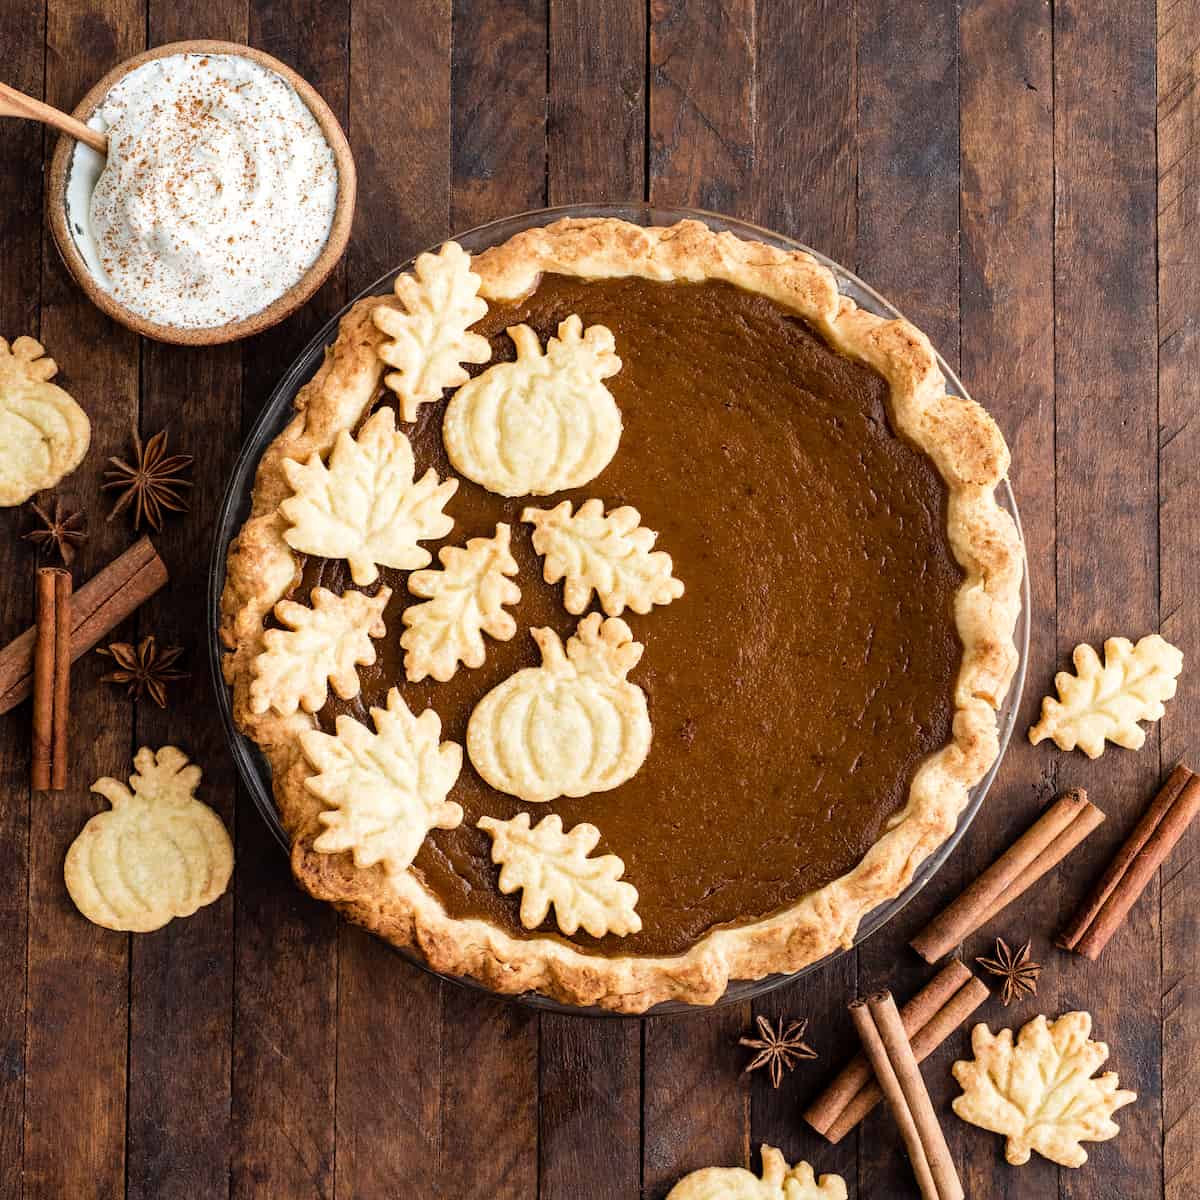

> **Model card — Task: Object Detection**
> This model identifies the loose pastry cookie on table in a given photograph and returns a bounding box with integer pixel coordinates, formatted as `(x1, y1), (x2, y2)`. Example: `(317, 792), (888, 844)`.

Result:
(665, 1145), (846, 1200)
(220, 216), (1024, 1011)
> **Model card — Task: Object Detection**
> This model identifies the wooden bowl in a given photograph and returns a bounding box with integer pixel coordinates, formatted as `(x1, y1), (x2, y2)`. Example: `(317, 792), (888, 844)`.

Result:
(46, 40), (356, 346)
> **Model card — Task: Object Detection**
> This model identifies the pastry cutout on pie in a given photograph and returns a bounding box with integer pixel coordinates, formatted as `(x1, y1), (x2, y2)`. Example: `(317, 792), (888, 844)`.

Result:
(524, 498), (684, 616)
(665, 1144), (847, 1200)
(302, 687), (463, 877)
(0, 335), (91, 506)
(477, 811), (641, 937)
(467, 613), (651, 803)
(249, 586), (391, 716)
(952, 1011), (1136, 1167)
(64, 746), (233, 932)
(401, 522), (521, 683)
(1029, 634), (1183, 758)
(443, 315), (622, 497)
(372, 241), (491, 421)
(280, 407), (457, 586)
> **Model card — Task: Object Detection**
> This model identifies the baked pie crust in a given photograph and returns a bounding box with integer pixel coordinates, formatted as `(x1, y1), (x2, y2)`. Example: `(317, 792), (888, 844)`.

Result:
(220, 217), (1023, 1011)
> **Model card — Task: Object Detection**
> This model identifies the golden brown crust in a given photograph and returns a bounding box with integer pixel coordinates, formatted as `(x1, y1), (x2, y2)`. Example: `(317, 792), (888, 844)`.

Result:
(220, 217), (1024, 1011)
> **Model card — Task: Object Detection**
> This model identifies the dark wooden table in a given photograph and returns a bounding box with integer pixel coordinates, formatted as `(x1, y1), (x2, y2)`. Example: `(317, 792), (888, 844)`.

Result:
(1, 1), (1195, 1196)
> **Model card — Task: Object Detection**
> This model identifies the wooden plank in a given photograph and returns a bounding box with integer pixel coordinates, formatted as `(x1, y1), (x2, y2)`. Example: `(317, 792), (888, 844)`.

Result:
(227, 4), (351, 1196)
(854, 1), (962, 1194)
(1052, 3), (1162, 1198)
(548, 0), (647, 204)
(22, 2), (144, 1194)
(0, 0), (44, 1191)
(956, 1), (1058, 1195)
(444, 4), (545, 1196)
(1156, 1), (1200, 1196)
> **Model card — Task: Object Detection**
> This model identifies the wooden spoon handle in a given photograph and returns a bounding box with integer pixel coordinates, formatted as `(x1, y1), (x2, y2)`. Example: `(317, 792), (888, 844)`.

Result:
(0, 81), (107, 155)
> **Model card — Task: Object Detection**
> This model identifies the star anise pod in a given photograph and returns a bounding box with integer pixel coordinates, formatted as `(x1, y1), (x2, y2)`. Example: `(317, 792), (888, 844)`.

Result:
(97, 636), (188, 708)
(976, 937), (1042, 1006)
(22, 497), (87, 565)
(738, 1013), (817, 1088)
(103, 426), (194, 531)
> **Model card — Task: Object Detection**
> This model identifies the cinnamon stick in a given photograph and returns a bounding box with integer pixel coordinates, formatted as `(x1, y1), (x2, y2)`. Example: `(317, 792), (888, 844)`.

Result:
(1058, 764), (1200, 959)
(850, 992), (964, 1200)
(805, 960), (989, 1142)
(910, 789), (1105, 963)
(51, 569), (71, 790)
(0, 537), (167, 715)
(31, 569), (57, 790)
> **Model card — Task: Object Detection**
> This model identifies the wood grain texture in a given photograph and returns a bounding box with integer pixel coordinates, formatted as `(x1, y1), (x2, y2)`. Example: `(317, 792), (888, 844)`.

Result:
(1053, 2), (1162, 1198)
(1157, 1), (1200, 1196)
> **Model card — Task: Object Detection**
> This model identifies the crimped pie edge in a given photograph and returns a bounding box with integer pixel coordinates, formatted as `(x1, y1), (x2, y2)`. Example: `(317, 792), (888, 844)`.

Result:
(219, 216), (1024, 1012)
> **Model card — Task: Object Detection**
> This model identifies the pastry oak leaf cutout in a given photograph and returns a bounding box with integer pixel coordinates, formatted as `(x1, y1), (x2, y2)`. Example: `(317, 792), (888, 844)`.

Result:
(400, 522), (521, 683)
(64, 746), (233, 933)
(249, 586), (391, 716)
(443, 315), (623, 497)
(0, 335), (91, 507)
(477, 812), (641, 938)
(467, 613), (651, 803)
(665, 1145), (847, 1200)
(302, 687), (463, 877)
(280, 407), (457, 586)
(524, 499), (684, 616)
(952, 1011), (1136, 1168)
(372, 241), (491, 422)
(1029, 634), (1183, 758)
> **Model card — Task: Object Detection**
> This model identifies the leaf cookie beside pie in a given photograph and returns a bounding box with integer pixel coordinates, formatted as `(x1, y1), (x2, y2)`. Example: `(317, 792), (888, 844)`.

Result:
(219, 216), (1023, 1011)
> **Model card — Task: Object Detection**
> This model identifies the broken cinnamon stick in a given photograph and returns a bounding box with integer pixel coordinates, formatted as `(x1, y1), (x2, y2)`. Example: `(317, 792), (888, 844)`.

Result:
(850, 992), (964, 1200)
(1058, 764), (1200, 959)
(911, 789), (1105, 963)
(805, 959), (989, 1142)
(0, 537), (167, 715)
(31, 568), (71, 790)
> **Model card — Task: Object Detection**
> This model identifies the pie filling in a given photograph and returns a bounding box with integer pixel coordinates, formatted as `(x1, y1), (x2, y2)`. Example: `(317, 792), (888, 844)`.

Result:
(297, 272), (964, 958)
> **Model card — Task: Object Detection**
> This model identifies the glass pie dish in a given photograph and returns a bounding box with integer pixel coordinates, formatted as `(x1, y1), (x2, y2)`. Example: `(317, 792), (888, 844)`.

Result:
(208, 203), (1030, 1017)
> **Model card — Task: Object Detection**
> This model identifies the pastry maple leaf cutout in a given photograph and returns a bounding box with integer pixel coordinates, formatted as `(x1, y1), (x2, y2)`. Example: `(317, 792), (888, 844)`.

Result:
(372, 242), (491, 421)
(301, 687), (463, 876)
(64, 746), (233, 932)
(443, 315), (623, 497)
(280, 407), (457, 585)
(665, 1144), (847, 1200)
(1029, 634), (1183, 758)
(952, 1011), (1136, 1167)
(0, 335), (91, 506)
(477, 812), (641, 937)
(400, 522), (521, 683)
(467, 613), (651, 803)
(249, 586), (391, 716)
(524, 498), (684, 616)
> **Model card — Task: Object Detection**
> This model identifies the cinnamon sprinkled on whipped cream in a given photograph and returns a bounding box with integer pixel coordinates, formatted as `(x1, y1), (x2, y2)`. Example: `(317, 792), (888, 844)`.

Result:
(65, 54), (338, 330)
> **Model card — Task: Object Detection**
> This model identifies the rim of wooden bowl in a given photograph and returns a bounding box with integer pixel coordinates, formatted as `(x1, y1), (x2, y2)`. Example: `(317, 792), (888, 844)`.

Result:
(46, 39), (357, 347)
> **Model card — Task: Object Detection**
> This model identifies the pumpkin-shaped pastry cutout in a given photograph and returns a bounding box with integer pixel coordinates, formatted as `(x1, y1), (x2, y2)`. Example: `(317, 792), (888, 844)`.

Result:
(64, 745), (233, 932)
(442, 314), (622, 497)
(467, 613), (651, 803)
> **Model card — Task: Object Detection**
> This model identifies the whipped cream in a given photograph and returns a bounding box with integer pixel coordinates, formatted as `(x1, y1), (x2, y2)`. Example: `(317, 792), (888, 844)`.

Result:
(65, 53), (338, 330)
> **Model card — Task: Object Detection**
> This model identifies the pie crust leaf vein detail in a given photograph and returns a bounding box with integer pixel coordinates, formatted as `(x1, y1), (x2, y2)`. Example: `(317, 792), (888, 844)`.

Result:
(443, 315), (623, 497)
(249, 585), (391, 716)
(477, 811), (641, 937)
(467, 613), (651, 803)
(665, 1144), (847, 1200)
(524, 498), (684, 616)
(64, 746), (233, 933)
(0, 335), (91, 507)
(1028, 634), (1183, 758)
(372, 241), (491, 421)
(401, 522), (521, 682)
(280, 407), (458, 585)
(951, 1011), (1136, 1167)
(302, 687), (463, 877)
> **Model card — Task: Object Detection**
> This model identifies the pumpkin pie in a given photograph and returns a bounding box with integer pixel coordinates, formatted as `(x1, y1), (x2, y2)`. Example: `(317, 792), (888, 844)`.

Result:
(220, 217), (1023, 1011)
